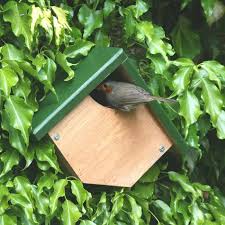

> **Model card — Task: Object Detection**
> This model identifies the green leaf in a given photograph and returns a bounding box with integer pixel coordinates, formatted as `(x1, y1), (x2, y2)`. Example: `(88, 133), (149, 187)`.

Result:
(10, 193), (36, 224)
(139, 165), (160, 183)
(0, 67), (18, 96)
(80, 221), (96, 225)
(135, 0), (150, 18)
(0, 185), (10, 215)
(207, 1), (225, 25)
(4, 96), (34, 145)
(132, 183), (154, 199)
(181, 0), (192, 9)
(109, 193), (124, 222)
(64, 39), (95, 58)
(201, 0), (216, 19)
(0, 214), (17, 225)
(95, 30), (110, 47)
(32, 187), (50, 216)
(200, 60), (225, 89)
(78, 5), (103, 39)
(13, 176), (33, 203)
(186, 124), (200, 148)
(1, 44), (24, 61)
(35, 141), (61, 172)
(0, 149), (20, 177)
(171, 16), (201, 59)
(152, 200), (175, 225)
(3, 1), (33, 49)
(168, 172), (197, 196)
(179, 90), (202, 128)
(56, 52), (75, 81)
(172, 58), (195, 67)
(126, 195), (142, 224)
(173, 66), (194, 95)
(61, 200), (82, 225)
(201, 78), (223, 125)
(216, 110), (225, 139)
(38, 57), (56, 94)
(13, 77), (31, 101)
(190, 202), (204, 225)
(103, 0), (116, 17)
(37, 172), (57, 193)
(50, 179), (68, 215)
(70, 180), (89, 210)
(51, 6), (71, 46)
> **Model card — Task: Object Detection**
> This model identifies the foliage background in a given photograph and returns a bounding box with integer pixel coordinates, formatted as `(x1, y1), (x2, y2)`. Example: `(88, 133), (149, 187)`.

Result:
(0, 0), (224, 224)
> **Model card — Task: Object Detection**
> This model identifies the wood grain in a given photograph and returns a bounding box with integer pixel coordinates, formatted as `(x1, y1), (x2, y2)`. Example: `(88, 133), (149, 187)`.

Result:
(49, 96), (172, 187)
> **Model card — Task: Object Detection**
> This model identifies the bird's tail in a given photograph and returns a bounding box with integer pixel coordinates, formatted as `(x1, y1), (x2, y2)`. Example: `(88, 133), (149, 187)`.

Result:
(149, 96), (177, 103)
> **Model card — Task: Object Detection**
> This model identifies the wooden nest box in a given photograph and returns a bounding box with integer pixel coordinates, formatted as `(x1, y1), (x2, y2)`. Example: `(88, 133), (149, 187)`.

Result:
(32, 47), (185, 187)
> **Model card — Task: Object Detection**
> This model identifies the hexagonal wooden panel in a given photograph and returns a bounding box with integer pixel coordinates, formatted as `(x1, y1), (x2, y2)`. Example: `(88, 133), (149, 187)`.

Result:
(49, 96), (172, 187)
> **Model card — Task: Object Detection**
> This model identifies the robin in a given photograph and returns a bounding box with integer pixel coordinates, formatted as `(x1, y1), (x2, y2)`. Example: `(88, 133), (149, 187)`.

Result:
(95, 81), (176, 112)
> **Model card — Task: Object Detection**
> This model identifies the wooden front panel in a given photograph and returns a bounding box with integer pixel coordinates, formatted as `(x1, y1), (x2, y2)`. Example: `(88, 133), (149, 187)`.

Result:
(49, 96), (172, 187)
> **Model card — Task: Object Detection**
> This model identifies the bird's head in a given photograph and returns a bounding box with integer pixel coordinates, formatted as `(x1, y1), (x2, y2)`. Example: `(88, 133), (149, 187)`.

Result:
(97, 81), (113, 94)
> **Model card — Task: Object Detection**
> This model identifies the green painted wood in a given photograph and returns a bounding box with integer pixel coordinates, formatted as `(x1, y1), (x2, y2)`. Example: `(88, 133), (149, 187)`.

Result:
(32, 47), (127, 140)
(121, 58), (189, 153)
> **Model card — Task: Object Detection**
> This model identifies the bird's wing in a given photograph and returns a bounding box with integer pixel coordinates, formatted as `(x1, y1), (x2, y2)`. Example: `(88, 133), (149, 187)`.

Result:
(110, 82), (151, 105)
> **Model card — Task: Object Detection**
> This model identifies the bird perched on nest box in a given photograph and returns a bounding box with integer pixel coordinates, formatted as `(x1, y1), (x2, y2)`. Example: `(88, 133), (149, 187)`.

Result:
(96, 81), (176, 112)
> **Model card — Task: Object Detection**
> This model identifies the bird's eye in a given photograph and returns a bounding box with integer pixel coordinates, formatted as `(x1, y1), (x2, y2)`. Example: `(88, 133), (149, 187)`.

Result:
(103, 84), (108, 88)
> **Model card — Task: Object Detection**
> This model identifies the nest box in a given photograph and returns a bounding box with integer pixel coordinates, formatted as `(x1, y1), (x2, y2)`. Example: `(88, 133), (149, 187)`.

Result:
(32, 47), (186, 187)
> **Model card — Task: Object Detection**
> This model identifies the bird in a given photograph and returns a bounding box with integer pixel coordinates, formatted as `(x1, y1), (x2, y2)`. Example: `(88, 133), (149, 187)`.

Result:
(94, 80), (176, 112)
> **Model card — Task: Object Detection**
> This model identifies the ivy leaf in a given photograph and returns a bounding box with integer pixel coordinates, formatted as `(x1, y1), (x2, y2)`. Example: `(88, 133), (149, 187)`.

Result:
(51, 6), (71, 46)
(38, 57), (56, 94)
(0, 149), (20, 177)
(181, 0), (192, 10)
(179, 90), (202, 128)
(0, 214), (17, 225)
(200, 60), (225, 89)
(172, 58), (195, 67)
(201, 0), (216, 20)
(190, 202), (205, 224)
(201, 78), (223, 125)
(80, 221), (96, 225)
(0, 67), (18, 96)
(70, 180), (90, 211)
(1, 44), (24, 62)
(56, 52), (75, 81)
(95, 30), (110, 47)
(50, 179), (68, 215)
(4, 96), (34, 146)
(78, 5), (103, 39)
(0, 185), (10, 215)
(10, 193), (36, 224)
(135, 0), (150, 18)
(61, 200), (82, 225)
(37, 172), (57, 194)
(103, 0), (116, 17)
(173, 66), (194, 95)
(3, 1), (33, 49)
(186, 124), (200, 148)
(132, 183), (154, 199)
(126, 195), (142, 224)
(207, 1), (225, 25)
(64, 39), (95, 59)
(171, 16), (201, 59)
(168, 172), (197, 196)
(13, 77), (31, 101)
(13, 176), (33, 203)
(35, 141), (61, 172)
(1, 111), (34, 169)
(32, 187), (50, 216)
(152, 200), (175, 224)
(109, 193), (124, 223)
(216, 111), (225, 139)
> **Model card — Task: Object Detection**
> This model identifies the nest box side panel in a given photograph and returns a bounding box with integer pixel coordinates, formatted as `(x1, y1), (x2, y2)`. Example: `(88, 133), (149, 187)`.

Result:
(32, 47), (127, 140)
(121, 59), (189, 153)
(49, 96), (172, 187)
